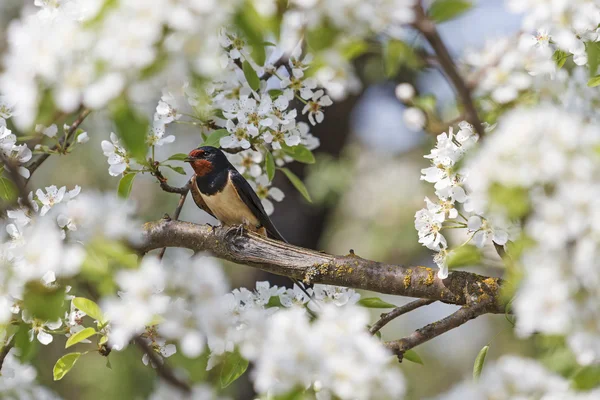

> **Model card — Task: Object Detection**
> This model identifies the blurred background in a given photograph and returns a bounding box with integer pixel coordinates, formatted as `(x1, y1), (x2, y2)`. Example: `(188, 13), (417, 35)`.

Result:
(0, 1), (540, 399)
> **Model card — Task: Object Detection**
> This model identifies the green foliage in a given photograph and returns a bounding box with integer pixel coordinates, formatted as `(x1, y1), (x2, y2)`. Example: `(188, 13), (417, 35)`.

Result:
(552, 49), (570, 69)
(117, 173), (137, 199)
(447, 245), (482, 268)
(220, 351), (249, 388)
(0, 176), (17, 202)
(200, 129), (229, 148)
(488, 183), (530, 220)
(167, 153), (188, 161)
(473, 345), (489, 380)
(571, 365), (600, 390)
(384, 40), (422, 78)
(306, 22), (339, 52)
(233, 3), (267, 65)
(243, 61), (260, 91)
(586, 41), (600, 77)
(265, 149), (276, 181)
(341, 40), (369, 60)
(403, 349), (424, 365)
(163, 165), (186, 175)
(281, 143), (316, 164)
(53, 352), (83, 381)
(111, 98), (148, 161)
(23, 282), (66, 321)
(428, 0), (473, 23)
(66, 327), (97, 348)
(357, 297), (396, 308)
(279, 168), (312, 203)
(14, 323), (39, 362)
(73, 297), (106, 324)
(587, 75), (600, 87)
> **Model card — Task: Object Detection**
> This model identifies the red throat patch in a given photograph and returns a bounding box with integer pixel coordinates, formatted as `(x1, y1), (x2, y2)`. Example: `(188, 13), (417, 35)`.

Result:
(192, 159), (214, 176)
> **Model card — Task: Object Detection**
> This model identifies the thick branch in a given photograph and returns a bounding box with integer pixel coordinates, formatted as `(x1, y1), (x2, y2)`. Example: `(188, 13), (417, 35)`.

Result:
(158, 191), (189, 259)
(138, 220), (505, 313)
(384, 301), (491, 359)
(370, 299), (435, 335)
(413, 3), (484, 136)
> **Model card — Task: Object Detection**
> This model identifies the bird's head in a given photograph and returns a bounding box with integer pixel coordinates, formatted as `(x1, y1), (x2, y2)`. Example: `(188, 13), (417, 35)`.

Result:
(184, 146), (227, 176)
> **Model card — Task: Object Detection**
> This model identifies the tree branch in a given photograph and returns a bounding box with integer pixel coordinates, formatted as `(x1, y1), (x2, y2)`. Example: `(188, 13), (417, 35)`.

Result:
(134, 337), (191, 394)
(413, 3), (484, 136)
(26, 108), (91, 179)
(138, 220), (505, 313)
(158, 191), (189, 259)
(370, 299), (435, 335)
(384, 301), (491, 360)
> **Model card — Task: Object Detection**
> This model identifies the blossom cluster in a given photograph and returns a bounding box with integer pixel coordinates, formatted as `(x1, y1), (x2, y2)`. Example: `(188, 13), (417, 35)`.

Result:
(101, 253), (403, 398)
(0, 98), (31, 179)
(414, 121), (508, 278)
(437, 355), (600, 400)
(466, 106), (600, 366)
(508, 0), (600, 66)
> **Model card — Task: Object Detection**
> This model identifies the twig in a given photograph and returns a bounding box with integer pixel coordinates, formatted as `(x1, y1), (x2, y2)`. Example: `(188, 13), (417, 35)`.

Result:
(384, 301), (491, 360)
(152, 167), (190, 194)
(134, 337), (191, 394)
(413, 2), (484, 136)
(370, 299), (435, 335)
(26, 108), (91, 180)
(158, 191), (189, 260)
(138, 220), (505, 312)
(0, 337), (15, 371)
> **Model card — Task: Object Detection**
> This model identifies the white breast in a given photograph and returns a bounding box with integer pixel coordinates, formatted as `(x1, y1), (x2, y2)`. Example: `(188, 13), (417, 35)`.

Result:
(200, 174), (260, 228)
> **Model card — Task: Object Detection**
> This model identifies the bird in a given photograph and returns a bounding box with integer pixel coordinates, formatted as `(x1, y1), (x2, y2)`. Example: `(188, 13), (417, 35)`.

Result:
(184, 145), (286, 241)
(184, 146), (312, 297)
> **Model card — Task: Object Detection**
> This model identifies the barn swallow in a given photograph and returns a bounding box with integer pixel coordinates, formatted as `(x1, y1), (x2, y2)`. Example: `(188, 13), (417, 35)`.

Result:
(184, 146), (286, 241)
(185, 146), (313, 299)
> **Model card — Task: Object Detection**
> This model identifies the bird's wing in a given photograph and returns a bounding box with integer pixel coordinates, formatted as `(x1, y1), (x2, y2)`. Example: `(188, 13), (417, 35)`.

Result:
(190, 176), (216, 219)
(229, 169), (287, 243)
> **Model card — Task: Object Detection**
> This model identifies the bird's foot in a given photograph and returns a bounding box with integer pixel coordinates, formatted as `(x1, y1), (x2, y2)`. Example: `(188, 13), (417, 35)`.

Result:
(225, 224), (246, 239)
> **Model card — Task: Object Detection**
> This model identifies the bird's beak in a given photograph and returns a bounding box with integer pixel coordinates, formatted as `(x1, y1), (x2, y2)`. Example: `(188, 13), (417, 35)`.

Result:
(183, 157), (194, 162)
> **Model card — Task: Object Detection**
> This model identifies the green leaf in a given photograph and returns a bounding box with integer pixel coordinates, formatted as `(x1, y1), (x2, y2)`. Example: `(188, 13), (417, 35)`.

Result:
(447, 245), (482, 268)
(552, 49), (569, 69)
(111, 99), (148, 161)
(403, 349), (424, 365)
(220, 351), (249, 388)
(586, 41), (600, 77)
(265, 149), (275, 182)
(279, 168), (312, 203)
(473, 345), (489, 380)
(571, 365), (600, 390)
(201, 129), (230, 148)
(428, 0), (473, 23)
(233, 4), (266, 65)
(167, 153), (188, 161)
(488, 184), (530, 220)
(53, 352), (82, 381)
(23, 282), (66, 321)
(384, 40), (422, 77)
(341, 40), (368, 60)
(0, 177), (17, 202)
(14, 323), (39, 362)
(72, 297), (105, 324)
(306, 23), (339, 52)
(588, 75), (600, 87)
(117, 173), (136, 199)
(357, 297), (396, 308)
(281, 143), (316, 164)
(242, 61), (260, 91)
(66, 327), (96, 349)
(164, 165), (186, 175)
